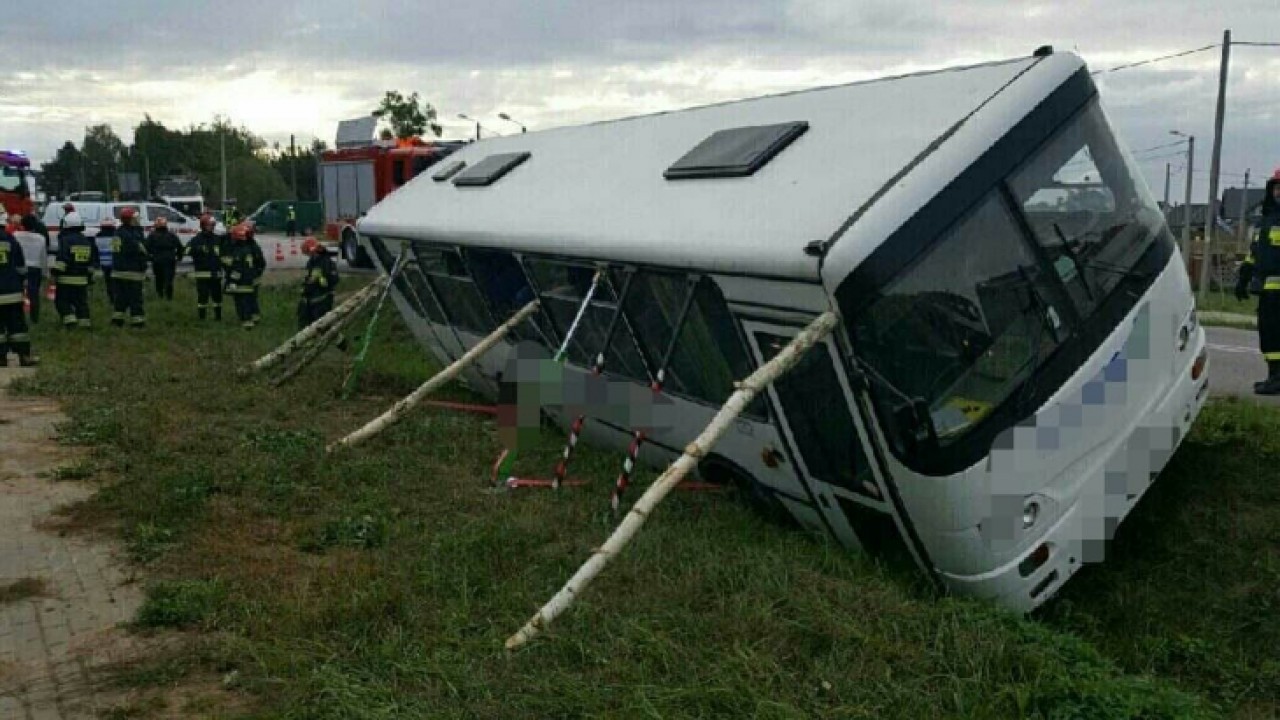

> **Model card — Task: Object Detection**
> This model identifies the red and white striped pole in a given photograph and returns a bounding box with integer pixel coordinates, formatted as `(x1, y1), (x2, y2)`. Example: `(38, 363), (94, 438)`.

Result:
(610, 276), (700, 513)
(552, 271), (635, 488)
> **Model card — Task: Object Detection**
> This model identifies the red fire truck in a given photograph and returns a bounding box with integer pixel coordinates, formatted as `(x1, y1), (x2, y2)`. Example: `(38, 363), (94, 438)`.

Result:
(0, 150), (35, 219)
(320, 137), (464, 267)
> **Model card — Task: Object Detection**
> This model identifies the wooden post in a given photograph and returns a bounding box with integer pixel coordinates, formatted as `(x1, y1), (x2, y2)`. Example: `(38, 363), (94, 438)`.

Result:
(269, 306), (362, 387)
(239, 278), (386, 377)
(327, 300), (540, 453)
(505, 311), (838, 650)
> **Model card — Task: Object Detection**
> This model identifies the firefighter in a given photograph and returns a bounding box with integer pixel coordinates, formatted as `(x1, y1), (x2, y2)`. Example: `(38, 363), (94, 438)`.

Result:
(1236, 168), (1280, 395)
(187, 214), (225, 320)
(0, 213), (38, 366)
(111, 207), (149, 328)
(145, 216), (183, 300)
(286, 205), (297, 238)
(298, 237), (338, 324)
(95, 218), (117, 304)
(49, 211), (98, 329)
(225, 223), (265, 329)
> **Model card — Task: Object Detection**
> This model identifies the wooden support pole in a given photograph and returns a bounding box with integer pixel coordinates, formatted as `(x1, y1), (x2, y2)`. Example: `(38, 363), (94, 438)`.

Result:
(505, 311), (838, 651)
(239, 278), (386, 377)
(326, 300), (540, 453)
(269, 305), (361, 388)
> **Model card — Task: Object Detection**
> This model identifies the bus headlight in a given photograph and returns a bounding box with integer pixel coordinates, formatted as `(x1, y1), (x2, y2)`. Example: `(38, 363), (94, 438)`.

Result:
(1022, 500), (1040, 529)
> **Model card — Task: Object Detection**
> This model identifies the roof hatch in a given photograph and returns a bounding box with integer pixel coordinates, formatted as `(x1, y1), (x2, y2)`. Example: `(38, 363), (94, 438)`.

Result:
(432, 160), (466, 182)
(664, 121), (809, 180)
(452, 152), (531, 187)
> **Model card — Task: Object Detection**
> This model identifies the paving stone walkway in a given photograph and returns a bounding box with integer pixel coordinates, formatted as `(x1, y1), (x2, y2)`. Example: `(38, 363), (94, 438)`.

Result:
(0, 367), (144, 719)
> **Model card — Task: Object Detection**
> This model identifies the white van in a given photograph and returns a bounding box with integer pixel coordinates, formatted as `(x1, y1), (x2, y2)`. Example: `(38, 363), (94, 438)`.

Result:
(43, 201), (225, 251)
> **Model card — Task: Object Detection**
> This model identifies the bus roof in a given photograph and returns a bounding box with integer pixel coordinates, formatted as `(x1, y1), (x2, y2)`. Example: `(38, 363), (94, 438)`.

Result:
(359, 52), (1086, 282)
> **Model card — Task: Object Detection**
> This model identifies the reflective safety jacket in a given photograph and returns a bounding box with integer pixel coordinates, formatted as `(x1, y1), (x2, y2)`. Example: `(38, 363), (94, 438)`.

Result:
(225, 240), (265, 294)
(1245, 179), (1280, 292)
(144, 228), (184, 264)
(302, 252), (339, 304)
(187, 230), (226, 279)
(0, 231), (28, 305)
(94, 228), (115, 269)
(111, 226), (150, 282)
(51, 231), (99, 286)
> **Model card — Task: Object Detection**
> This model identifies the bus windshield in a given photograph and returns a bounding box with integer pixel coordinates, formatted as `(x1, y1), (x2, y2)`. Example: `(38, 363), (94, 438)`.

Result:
(851, 99), (1172, 472)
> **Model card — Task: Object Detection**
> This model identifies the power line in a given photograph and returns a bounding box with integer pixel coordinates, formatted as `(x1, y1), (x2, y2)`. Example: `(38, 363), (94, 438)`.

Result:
(1233, 41), (1280, 47)
(1092, 44), (1220, 75)
(1130, 139), (1189, 155)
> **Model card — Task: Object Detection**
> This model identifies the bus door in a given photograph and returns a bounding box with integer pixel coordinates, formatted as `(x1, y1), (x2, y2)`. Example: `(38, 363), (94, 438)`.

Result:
(742, 319), (910, 557)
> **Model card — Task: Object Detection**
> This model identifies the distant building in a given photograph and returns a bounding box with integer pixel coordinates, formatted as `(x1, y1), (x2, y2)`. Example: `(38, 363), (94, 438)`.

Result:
(1165, 203), (1208, 237)
(1221, 187), (1265, 223)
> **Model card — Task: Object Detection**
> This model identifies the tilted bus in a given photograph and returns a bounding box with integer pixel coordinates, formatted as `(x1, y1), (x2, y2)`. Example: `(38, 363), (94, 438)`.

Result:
(355, 48), (1209, 611)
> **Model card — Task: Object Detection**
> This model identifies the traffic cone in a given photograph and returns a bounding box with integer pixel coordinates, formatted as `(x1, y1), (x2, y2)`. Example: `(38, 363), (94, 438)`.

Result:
(289, 238), (298, 256)
(45, 280), (56, 302)
(275, 242), (285, 262)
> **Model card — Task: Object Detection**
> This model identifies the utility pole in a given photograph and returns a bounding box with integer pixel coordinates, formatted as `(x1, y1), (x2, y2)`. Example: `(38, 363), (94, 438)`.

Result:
(1236, 169), (1250, 242)
(143, 154), (151, 198)
(1164, 163), (1172, 209)
(220, 121), (228, 210)
(1197, 29), (1230, 303)
(290, 134), (298, 200)
(1181, 136), (1195, 266)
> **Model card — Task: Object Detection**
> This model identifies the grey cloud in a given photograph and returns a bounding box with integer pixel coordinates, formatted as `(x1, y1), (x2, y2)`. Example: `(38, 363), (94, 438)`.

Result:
(4, 0), (1278, 195)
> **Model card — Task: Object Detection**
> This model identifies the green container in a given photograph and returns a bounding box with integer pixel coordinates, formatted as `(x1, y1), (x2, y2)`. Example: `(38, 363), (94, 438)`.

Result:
(245, 200), (323, 234)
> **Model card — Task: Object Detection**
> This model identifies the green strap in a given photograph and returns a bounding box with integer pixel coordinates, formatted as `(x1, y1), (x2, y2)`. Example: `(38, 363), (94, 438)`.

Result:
(341, 249), (408, 399)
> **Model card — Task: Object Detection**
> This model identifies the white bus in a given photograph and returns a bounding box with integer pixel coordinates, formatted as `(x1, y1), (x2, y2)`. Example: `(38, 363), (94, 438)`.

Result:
(355, 48), (1209, 612)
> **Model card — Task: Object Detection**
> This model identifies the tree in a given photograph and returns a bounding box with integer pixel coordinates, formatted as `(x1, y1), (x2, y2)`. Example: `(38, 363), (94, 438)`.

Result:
(198, 155), (289, 212)
(39, 142), (84, 198)
(372, 91), (442, 140)
(268, 138), (327, 202)
(81, 124), (126, 194)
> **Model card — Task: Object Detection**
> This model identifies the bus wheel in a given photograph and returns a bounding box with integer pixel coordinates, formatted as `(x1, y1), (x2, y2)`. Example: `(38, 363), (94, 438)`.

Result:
(699, 455), (796, 529)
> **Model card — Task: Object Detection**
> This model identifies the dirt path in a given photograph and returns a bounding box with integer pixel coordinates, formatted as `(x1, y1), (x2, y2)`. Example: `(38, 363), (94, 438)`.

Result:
(0, 367), (144, 719)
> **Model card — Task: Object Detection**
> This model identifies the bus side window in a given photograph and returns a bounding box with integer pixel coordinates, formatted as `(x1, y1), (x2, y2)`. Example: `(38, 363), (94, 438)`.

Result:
(625, 273), (767, 420)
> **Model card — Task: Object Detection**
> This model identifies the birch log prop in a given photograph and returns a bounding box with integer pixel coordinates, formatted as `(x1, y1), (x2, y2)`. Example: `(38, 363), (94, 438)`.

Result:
(239, 278), (386, 377)
(505, 310), (838, 651)
(326, 299), (541, 453)
(268, 305), (362, 388)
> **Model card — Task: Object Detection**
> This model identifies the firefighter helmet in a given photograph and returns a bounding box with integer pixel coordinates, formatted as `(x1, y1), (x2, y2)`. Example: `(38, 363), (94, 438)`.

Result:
(199, 213), (214, 229)
(118, 207), (138, 223)
(301, 237), (319, 255)
(62, 211), (84, 229)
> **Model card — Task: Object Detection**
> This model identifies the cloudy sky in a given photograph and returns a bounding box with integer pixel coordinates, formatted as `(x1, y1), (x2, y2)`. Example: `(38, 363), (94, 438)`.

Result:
(2, 1), (1278, 200)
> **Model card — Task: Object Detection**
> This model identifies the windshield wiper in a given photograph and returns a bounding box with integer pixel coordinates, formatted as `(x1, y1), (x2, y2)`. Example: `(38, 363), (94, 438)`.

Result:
(1053, 222), (1096, 301)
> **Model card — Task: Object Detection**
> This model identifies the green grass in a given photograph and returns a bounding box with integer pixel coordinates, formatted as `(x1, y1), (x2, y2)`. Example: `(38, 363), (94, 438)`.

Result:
(1196, 292), (1256, 317)
(12, 275), (1279, 718)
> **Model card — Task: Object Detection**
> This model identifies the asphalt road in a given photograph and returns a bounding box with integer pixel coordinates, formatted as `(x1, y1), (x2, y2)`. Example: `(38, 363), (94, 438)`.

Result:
(1205, 325), (1280, 405)
(175, 232), (376, 275)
